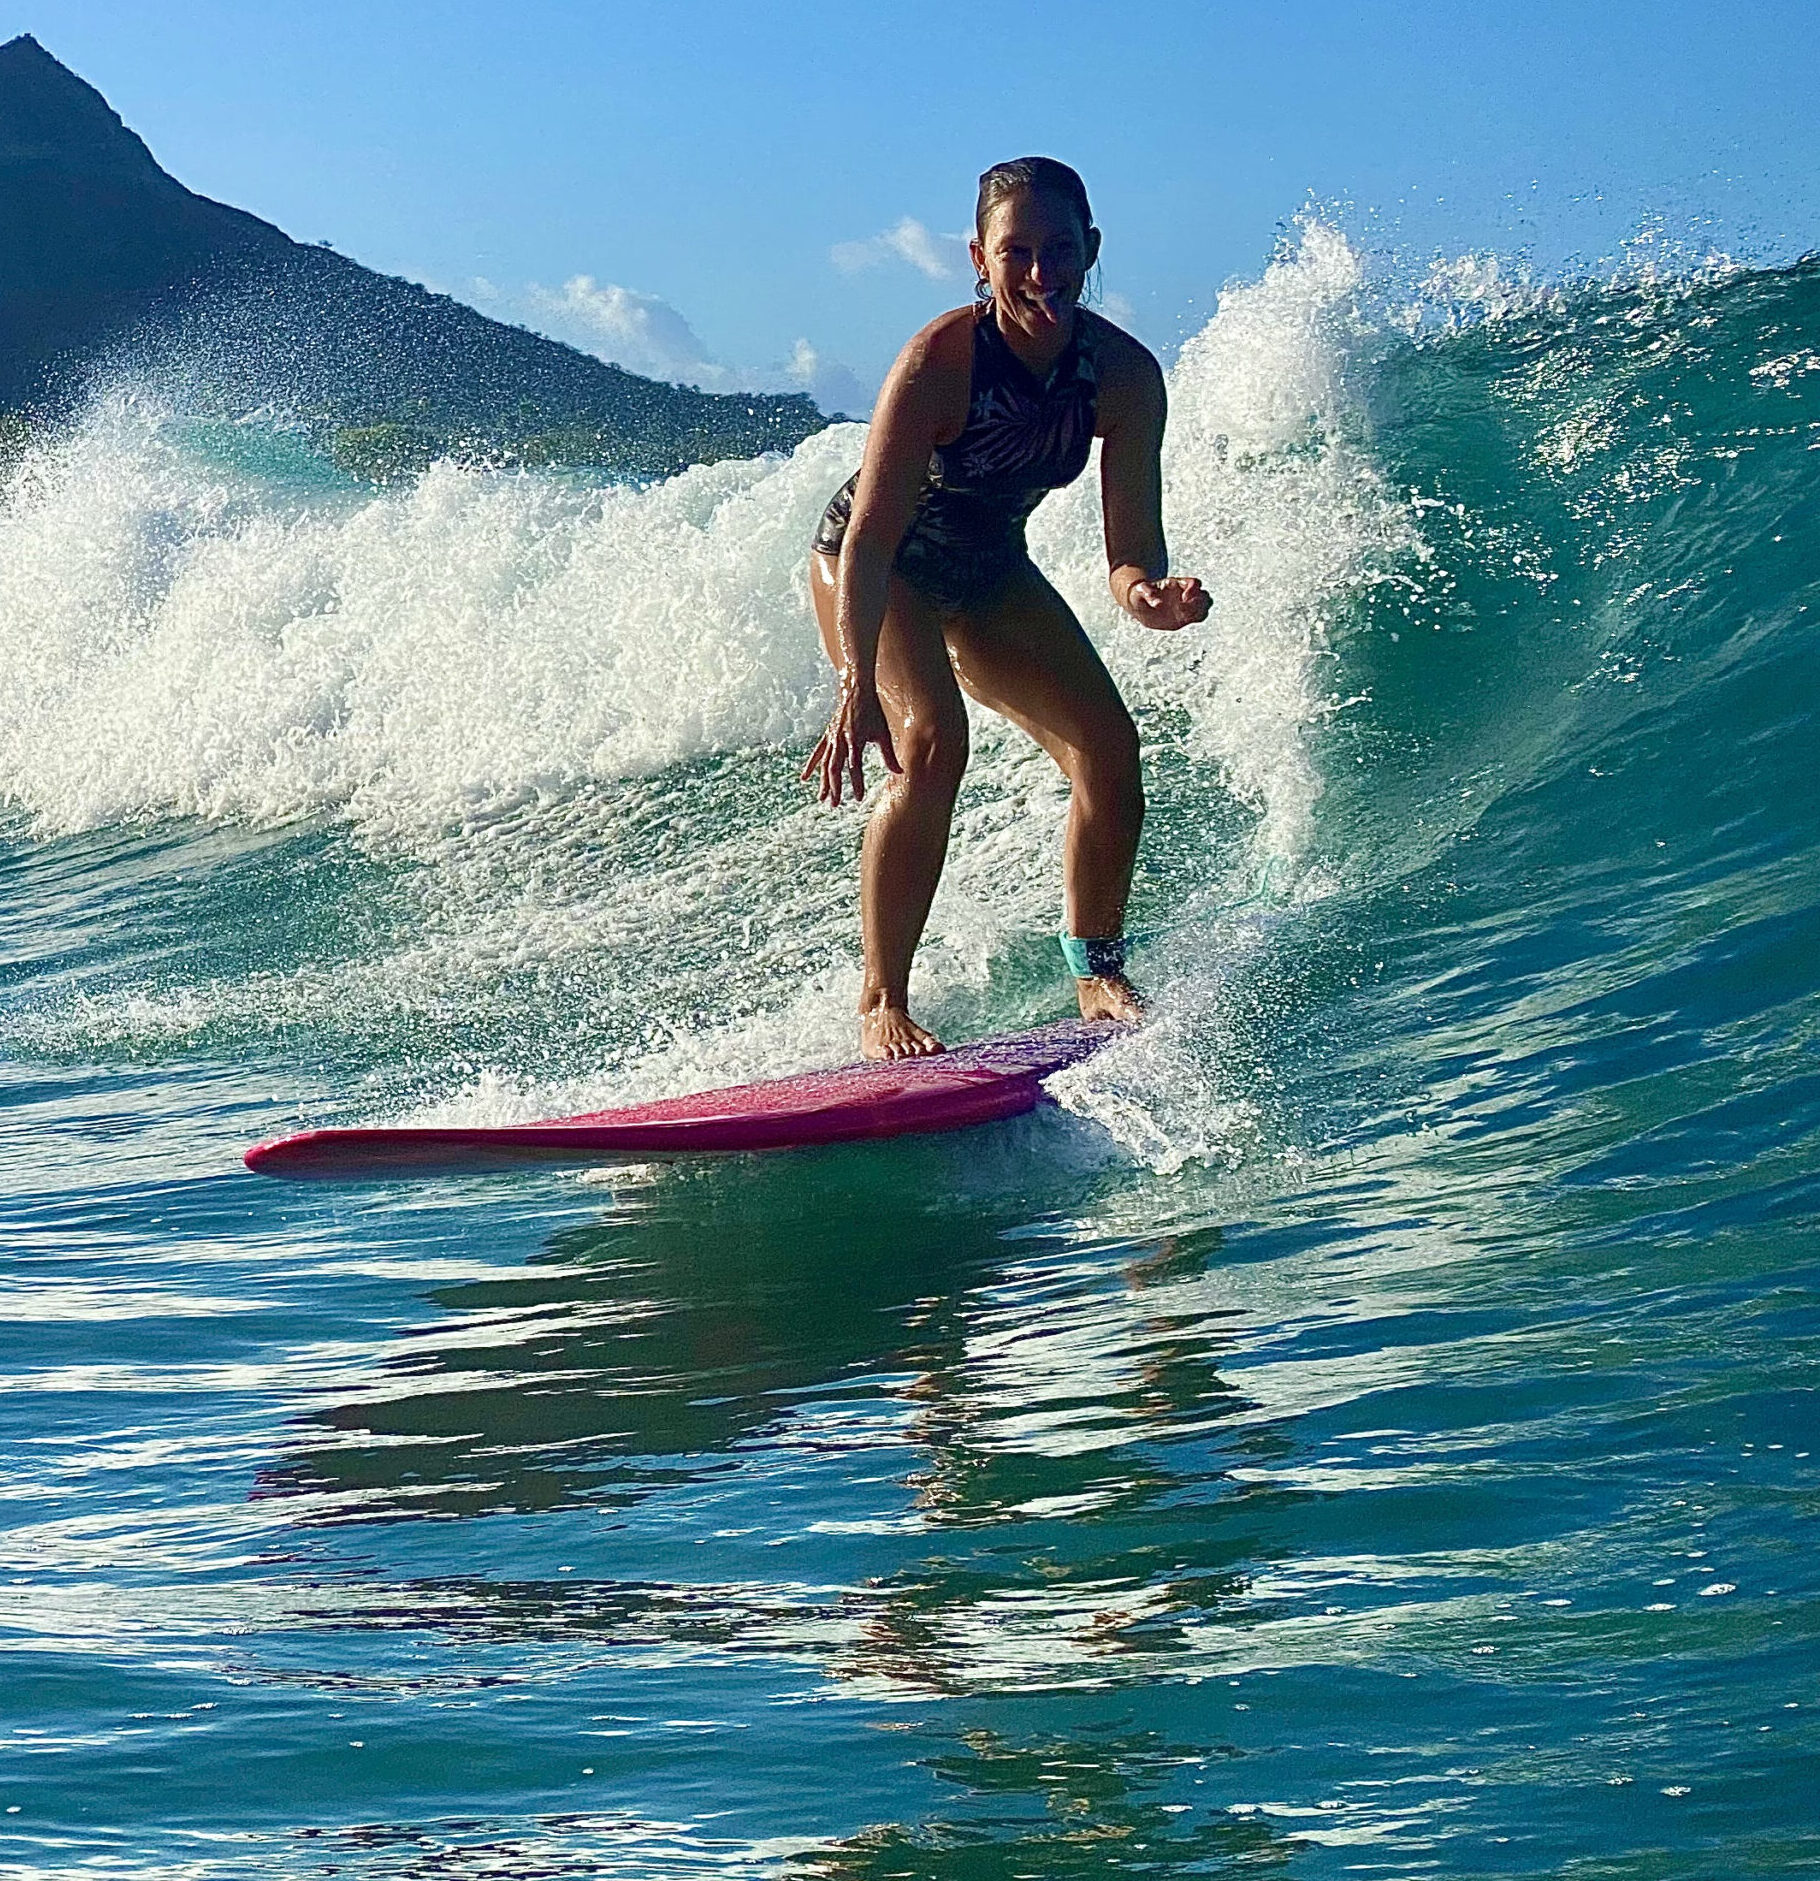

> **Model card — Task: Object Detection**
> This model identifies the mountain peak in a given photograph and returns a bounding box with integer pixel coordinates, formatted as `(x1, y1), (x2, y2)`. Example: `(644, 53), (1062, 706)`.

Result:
(0, 33), (163, 179)
(0, 37), (826, 464)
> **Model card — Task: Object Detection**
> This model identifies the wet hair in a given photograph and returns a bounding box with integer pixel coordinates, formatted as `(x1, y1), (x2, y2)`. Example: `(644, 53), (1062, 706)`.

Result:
(975, 157), (1094, 241)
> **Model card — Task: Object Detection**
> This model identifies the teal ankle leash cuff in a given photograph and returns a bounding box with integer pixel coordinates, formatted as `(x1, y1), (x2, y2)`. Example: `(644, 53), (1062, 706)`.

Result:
(1059, 933), (1127, 979)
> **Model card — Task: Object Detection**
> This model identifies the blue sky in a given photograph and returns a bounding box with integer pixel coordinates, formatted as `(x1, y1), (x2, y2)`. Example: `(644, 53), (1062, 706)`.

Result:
(11, 1), (1820, 408)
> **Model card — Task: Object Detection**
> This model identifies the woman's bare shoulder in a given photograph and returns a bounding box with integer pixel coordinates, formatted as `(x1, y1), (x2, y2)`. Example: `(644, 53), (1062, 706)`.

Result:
(891, 305), (979, 380)
(1082, 309), (1162, 389)
(1082, 310), (1165, 435)
(873, 307), (976, 439)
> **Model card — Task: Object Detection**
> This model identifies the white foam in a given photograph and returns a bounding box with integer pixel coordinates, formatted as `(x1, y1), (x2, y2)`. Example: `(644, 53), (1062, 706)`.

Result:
(1031, 218), (1415, 861)
(0, 397), (863, 837)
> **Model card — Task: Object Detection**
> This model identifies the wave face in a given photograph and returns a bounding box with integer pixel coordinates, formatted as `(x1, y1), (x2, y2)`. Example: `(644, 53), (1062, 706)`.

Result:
(1, 231), (1816, 1877)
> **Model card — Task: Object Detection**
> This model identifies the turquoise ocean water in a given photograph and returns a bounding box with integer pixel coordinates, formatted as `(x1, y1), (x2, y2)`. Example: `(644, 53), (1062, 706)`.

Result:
(2, 227), (1817, 1876)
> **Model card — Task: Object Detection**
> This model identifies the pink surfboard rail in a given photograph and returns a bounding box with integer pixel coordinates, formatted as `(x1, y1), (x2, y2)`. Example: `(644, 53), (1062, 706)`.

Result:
(245, 1018), (1118, 1179)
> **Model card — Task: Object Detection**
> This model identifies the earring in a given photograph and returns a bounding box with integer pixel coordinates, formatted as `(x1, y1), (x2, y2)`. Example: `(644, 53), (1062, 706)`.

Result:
(974, 275), (993, 304)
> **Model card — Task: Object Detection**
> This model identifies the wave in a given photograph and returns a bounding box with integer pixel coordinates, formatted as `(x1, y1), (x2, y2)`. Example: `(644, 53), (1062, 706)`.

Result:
(3, 229), (1816, 1175)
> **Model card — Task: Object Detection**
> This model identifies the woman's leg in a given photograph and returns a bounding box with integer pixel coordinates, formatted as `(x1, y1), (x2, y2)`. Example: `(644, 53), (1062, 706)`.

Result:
(811, 551), (970, 1059)
(944, 564), (1146, 1023)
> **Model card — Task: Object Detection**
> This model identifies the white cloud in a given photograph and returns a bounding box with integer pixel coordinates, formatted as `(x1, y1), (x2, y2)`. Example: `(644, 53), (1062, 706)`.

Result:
(525, 275), (733, 389)
(500, 274), (875, 416)
(830, 216), (968, 281)
(785, 339), (872, 417)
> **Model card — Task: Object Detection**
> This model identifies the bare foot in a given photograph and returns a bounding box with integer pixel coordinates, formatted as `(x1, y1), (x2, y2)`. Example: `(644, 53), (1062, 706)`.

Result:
(861, 1004), (946, 1062)
(1077, 974), (1145, 1026)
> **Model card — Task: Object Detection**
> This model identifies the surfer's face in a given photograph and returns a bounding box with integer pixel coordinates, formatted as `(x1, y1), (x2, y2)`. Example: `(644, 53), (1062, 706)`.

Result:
(971, 189), (1099, 339)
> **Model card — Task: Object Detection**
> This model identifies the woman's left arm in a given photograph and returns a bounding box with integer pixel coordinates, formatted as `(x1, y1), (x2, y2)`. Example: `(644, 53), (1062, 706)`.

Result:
(1099, 340), (1210, 632)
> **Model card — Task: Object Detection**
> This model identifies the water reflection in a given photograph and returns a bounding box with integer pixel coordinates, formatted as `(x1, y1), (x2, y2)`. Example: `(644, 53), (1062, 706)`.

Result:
(265, 1733), (1295, 1881)
(264, 1152), (1251, 1534)
(263, 1148), (1047, 1520)
(244, 1145), (1289, 1704)
(787, 1727), (1281, 1879)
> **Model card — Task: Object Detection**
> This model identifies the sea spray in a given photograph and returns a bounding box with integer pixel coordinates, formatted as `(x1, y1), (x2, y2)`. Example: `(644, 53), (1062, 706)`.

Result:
(1035, 223), (1419, 1165)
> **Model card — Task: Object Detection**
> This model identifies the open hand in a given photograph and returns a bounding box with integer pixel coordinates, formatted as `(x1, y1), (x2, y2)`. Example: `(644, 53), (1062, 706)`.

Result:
(801, 682), (901, 806)
(1125, 575), (1210, 632)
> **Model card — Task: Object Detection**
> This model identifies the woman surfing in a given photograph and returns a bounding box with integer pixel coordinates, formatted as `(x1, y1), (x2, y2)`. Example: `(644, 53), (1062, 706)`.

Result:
(804, 156), (1209, 1061)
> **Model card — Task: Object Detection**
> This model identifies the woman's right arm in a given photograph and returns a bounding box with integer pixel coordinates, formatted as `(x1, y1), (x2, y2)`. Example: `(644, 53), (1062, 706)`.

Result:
(804, 318), (967, 805)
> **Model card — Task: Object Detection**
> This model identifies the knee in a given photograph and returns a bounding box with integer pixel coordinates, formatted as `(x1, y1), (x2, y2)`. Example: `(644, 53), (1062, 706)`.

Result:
(893, 709), (970, 798)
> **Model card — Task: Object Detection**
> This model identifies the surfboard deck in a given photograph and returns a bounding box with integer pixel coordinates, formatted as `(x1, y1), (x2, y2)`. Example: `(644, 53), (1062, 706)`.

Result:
(245, 1018), (1117, 1179)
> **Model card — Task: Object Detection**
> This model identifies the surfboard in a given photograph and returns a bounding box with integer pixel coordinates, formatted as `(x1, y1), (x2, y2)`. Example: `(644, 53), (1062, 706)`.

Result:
(244, 1018), (1117, 1179)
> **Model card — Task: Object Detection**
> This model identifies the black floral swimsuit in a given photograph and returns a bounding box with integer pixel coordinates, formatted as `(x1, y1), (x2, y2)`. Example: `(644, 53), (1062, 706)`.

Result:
(812, 306), (1102, 612)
